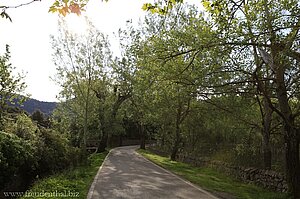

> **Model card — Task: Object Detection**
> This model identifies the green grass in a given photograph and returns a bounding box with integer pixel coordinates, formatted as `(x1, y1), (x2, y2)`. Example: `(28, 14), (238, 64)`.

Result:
(138, 149), (290, 199)
(21, 151), (108, 199)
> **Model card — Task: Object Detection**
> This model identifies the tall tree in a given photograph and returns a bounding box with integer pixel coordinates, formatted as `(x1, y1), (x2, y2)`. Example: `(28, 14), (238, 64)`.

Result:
(52, 18), (111, 148)
(0, 45), (27, 130)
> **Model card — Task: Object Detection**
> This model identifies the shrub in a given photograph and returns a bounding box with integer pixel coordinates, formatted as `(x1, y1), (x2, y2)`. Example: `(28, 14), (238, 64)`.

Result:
(4, 113), (38, 141)
(37, 128), (86, 176)
(0, 132), (35, 190)
(1, 115), (87, 192)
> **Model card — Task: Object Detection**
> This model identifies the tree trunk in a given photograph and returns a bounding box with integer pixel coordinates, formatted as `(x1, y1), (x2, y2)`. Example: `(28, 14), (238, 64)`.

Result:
(98, 130), (108, 152)
(170, 97), (190, 161)
(119, 135), (122, 147)
(171, 118), (181, 161)
(262, 139), (272, 169)
(161, 136), (165, 148)
(82, 87), (91, 151)
(262, 98), (272, 169)
(139, 123), (146, 150)
(285, 128), (300, 198)
(275, 65), (300, 198)
(82, 115), (87, 151)
(170, 140), (179, 161)
(0, 111), (4, 131)
(97, 105), (107, 153)
(107, 134), (113, 148)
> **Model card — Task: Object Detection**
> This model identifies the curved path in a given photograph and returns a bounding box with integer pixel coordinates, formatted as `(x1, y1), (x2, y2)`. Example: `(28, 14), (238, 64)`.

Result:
(87, 146), (218, 199)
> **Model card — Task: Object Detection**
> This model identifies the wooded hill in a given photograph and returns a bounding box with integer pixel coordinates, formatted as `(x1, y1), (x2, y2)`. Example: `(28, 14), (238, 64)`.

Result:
(21, 98), (57, 115)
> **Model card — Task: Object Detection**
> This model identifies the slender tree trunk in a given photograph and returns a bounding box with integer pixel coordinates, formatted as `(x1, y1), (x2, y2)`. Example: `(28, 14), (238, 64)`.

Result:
(161, 134), (165, 148)
(107, 133), (113, 148)
(171, 106), (182, 161)
(98, 130), (108, 152)
(97, 105), (107, 152)
(170, 125), (181, 161)
(82, 87), (91, 150)
(139, 123), (146, 149)
(83, 107), (88, 150)
(119, 135), (122, 147)
(0, 112), (3, 131)
(262, 98), (272, 169)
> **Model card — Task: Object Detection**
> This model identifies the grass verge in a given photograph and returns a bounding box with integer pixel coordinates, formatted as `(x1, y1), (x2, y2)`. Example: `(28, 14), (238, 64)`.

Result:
(21, 151), (108, 199)
(138, 149), (290, 199)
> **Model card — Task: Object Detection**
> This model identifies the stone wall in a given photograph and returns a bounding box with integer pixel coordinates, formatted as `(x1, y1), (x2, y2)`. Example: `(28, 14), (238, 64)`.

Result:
(148, 148), (288, 192)
(211, 161), (287, 192)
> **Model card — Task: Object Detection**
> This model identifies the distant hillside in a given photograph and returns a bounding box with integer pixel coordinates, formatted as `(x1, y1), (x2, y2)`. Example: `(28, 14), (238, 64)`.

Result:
(21, 98), (57, 115)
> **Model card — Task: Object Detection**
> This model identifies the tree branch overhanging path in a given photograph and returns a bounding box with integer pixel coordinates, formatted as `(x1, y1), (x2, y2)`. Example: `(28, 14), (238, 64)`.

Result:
(87, 146), (218, 199)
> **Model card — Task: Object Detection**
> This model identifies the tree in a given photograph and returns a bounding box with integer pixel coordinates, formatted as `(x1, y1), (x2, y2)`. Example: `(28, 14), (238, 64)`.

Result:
(31, 109), (51, 128)
(52, 18), (111, 149)
(0, 45), (27, 130)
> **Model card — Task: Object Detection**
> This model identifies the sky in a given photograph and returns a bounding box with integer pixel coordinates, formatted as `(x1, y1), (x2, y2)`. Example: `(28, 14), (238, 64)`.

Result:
(0, 0), (200, 102)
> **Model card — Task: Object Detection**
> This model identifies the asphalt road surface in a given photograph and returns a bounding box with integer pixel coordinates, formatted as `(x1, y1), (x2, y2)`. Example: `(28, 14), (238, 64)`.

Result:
(87, 146), (218, 199)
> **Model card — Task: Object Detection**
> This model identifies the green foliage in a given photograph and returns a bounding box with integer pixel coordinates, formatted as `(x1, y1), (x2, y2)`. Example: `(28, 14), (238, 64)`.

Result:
(22, 152), (108, 199)
(37, 128), (85, 175)
(0, 132), (35, 190)
(142, 1), (184, 15)
(31, 110), (48, 127)
(0, 45), (27, 129)
(52, 18), (112, 147)
(4, 113), (38, 141)
(1, 113), (86, 191)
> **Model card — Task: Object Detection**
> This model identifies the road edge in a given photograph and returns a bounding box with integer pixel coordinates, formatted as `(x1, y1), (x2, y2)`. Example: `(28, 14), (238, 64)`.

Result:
(86, 149), (112, 199)
(135, 150), (219, 199)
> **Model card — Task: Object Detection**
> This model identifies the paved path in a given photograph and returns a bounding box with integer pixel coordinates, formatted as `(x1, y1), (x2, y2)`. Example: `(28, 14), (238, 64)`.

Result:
(87, 146), (218, 199)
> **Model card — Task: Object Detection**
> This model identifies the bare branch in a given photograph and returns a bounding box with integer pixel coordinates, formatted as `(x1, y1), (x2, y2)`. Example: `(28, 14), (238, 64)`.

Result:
(1, 0), (41, 10)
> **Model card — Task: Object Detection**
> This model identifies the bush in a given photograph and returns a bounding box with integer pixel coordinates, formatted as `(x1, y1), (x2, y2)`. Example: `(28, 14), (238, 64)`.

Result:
(0, 132), (35, 190)
(37, 128), (86, 176)
(4, 113), (38, 141)
(1, 115), (87, 192)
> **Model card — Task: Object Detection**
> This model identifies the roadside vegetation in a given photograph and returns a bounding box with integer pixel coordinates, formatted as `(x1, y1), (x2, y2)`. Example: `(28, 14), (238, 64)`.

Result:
(21, 152), (108, 199)
(138, 149), (290, 199)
